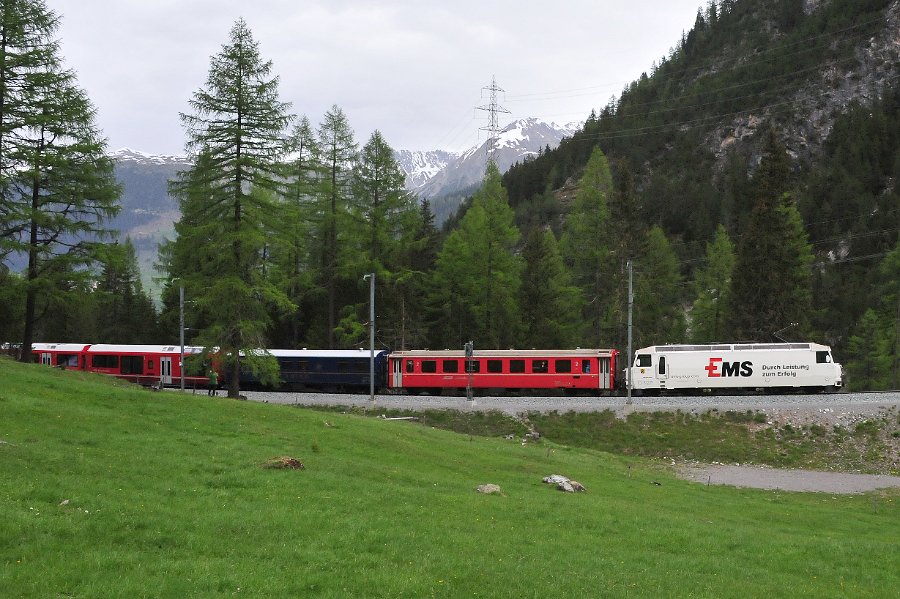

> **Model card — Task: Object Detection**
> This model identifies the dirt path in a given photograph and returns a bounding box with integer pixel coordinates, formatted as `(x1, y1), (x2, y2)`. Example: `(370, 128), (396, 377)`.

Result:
(677, 464), (900, 493)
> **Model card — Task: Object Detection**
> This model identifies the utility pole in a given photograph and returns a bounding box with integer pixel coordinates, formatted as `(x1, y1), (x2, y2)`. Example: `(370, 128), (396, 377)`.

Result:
(475, 76), (510, 164)
(465, 340), (475, 404)
(626, 260), (633, 405)
(363, 273), (375, 404)
(179, 284), (185, 392)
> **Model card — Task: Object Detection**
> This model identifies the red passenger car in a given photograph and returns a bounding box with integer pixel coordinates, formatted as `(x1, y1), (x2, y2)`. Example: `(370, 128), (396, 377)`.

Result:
(387, 349), (619, 394)
(32, 343), (208, 388)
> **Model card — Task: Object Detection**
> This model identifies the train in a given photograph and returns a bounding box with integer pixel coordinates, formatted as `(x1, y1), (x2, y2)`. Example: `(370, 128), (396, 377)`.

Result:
(30, 341), (842, 395)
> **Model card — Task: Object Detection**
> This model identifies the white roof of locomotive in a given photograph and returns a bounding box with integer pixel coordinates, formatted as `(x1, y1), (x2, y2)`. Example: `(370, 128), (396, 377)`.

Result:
(641, 342), (829, 352)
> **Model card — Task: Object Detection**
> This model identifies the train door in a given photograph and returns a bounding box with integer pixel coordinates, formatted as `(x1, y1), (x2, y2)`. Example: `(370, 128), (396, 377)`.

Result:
(658, 355), (668, 386)
(160, 357), (173, 386)
(391, 358), (402, 388)
(40, 352), (52, 365)
(599, 357), (611, 389)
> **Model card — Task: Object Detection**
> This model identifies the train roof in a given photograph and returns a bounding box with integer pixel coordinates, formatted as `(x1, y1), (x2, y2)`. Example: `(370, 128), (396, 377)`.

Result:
(642, 342), (829, 352)
(263, 349), (388, 359)
(390, 349), (617, 358)
(85, 344), (207, 354)
(32, 343), (91, 352)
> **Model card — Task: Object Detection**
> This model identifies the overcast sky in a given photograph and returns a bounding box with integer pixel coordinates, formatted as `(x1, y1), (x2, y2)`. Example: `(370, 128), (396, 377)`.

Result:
(44, 1), (703, 156)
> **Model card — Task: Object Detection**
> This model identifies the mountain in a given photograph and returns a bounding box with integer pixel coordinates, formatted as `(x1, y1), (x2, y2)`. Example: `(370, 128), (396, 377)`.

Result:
(398, 118), (579, 222)
(393, 149), (458, 190)
(108, 149), (191, 293)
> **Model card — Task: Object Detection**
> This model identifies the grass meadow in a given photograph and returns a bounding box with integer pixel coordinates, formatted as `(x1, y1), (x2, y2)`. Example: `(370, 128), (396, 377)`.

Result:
(1, 358), (897, 597)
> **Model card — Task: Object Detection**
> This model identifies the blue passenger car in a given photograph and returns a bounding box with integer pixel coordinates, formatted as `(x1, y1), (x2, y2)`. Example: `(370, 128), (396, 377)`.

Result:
(239, 349), (388, 392)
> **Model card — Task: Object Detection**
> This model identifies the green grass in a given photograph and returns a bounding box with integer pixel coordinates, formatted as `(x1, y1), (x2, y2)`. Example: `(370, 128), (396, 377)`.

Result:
(1, 358), (898, 598)
(326, 406), (899, 474)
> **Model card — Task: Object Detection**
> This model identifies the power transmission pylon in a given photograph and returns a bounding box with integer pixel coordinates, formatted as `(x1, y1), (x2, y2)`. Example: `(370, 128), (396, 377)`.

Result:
(475, 75), (511, 164)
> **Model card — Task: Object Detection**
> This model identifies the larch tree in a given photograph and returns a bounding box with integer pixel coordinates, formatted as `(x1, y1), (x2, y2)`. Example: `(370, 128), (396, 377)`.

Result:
(429, 162), (522, 349)
(634, 226), (685, 349)
(689, 224), (735, 342)
(560, 146), (614, 346)
(316, 105), (356, 348)
(0, 0), (120, 360)
(337, 130), (417, 348)
(170, 19), (293, 397)
(269, 115), (321, 347)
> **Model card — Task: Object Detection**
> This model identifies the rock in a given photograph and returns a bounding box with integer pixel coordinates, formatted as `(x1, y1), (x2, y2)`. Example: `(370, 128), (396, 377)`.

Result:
(476, 484), (502, 495)
(542, 474), (586, 492)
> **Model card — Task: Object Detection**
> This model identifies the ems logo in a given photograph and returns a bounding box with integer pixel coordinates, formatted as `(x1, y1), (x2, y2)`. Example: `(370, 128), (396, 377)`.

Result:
(705, 357), (753, 377)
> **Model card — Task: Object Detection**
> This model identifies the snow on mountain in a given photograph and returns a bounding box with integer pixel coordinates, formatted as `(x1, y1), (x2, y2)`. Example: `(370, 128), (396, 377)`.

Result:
(110, 147), (192, 166)
(411, 118), (580, 217)
(394, 149), (458, 190)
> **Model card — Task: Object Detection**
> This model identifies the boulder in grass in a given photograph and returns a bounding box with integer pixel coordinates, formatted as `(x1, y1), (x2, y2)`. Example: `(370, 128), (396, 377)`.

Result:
(476, 484), (503, 495)
(542, 474), (586, 493)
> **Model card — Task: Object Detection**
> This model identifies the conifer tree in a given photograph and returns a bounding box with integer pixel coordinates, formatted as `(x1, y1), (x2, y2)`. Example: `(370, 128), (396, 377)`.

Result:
(316, 105), (356, 347)
(336, 130), (417, 348)
(429, 163), (522, 348)
(94, 240), (157, 343)
(634, 226), (685, 348)
(0, 1), (120, 360)
(689, 224), (735, 342)
(561, 146), (613, 345)
(728, 131), (813, 342)
(520, 228), (580, 347)
(169, 19), (293, 397)
(269, 115), (321, 347)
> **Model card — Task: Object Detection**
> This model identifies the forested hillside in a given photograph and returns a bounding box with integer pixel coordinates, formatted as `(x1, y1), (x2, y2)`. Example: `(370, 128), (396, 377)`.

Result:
(501, 0), (900, 389)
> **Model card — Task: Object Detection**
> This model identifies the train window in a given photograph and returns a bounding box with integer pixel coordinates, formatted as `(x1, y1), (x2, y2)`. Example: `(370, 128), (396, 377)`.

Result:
(338, 361), (350, 372)
(354, 362), (367, 373)
(636, 354), (651, 367)
(121, 356), (143, 375)
(406, 360), (414, 373)
(487, 360), (502, 373)
(148, 360), (154, 370)
(816, 351), (831, 363)
(59, 354), (79, 367)
(92, 354), (118, 368)
(422, 360), (437, 373)
(582, 360), (591, 373)
(465, 359), (480, 373)
(442, 360), (459, 373)
(510, 360), (525, 373)
(555, 359), (571, 373)
(298, 361), (308, 372)
(532, 360), (548, 373)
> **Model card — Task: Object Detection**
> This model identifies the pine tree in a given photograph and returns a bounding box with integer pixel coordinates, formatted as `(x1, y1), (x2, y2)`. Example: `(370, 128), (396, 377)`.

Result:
(560, 147), (613, 345)
(520, 228), (580, 347)
(689, 225), (735, 342)
(169, 19), (293, 397)
(728, 131), (813, 342)
(0, 1), (120, 360)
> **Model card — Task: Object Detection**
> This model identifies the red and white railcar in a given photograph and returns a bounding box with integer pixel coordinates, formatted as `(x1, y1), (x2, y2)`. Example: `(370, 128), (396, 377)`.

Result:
(387, 349), (619, 394)
(32, 343), (208, 388)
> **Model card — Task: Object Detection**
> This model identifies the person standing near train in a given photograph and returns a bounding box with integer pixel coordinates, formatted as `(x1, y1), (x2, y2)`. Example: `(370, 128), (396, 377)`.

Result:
(207, 368), (219, 396)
